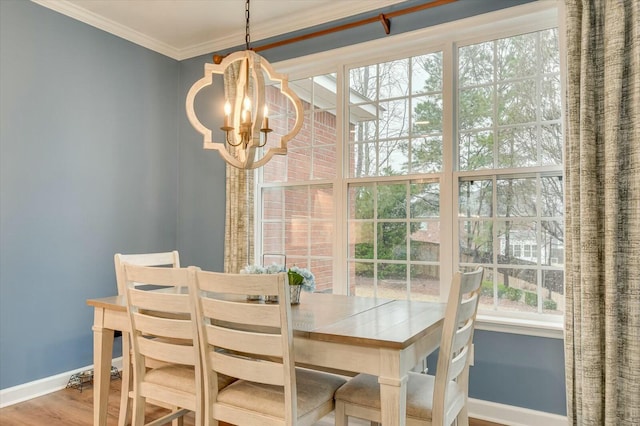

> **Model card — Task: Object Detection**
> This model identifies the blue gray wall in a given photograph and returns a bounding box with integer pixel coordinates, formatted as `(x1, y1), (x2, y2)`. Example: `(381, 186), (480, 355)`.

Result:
(0, 0), (183, 388)
(1, 0), (565, 416)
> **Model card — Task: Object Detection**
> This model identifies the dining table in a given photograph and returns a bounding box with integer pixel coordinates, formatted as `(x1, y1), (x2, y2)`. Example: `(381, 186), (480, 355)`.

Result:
(87, 291), (445, 426)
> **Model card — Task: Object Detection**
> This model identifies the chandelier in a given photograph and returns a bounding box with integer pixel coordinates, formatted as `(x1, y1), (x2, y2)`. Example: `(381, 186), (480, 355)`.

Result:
(185, 0), (303, 169)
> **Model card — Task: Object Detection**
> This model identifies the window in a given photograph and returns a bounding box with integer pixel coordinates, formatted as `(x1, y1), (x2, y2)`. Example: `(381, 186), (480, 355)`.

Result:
(257, 4), (563, 324)
(457, 28), (564, 315)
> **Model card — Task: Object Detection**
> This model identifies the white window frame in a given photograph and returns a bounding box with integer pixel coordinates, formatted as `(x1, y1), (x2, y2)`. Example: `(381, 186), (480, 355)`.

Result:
(259, 1), (564, 338)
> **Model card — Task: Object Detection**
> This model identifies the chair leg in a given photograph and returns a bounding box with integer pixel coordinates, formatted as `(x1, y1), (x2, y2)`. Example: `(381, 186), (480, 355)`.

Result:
(118, 333), (133, 426)
(457, 405), (469, 426)
(131, 395), (146, 426)
(173, 412), (184, 426)
(335, 401), (348, 426)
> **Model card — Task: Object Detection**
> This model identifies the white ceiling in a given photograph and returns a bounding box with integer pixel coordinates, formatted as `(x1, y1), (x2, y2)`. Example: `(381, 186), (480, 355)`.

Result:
(32, 0), (407, 60)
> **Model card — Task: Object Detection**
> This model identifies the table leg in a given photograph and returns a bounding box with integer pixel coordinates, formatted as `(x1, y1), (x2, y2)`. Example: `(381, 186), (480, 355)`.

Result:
(93, 307), (114, 426)
(378, 375), (408, 426)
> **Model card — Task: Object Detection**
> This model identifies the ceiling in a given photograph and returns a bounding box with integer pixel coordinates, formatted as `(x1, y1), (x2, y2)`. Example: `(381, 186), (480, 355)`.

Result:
(32, 0), (407, 60)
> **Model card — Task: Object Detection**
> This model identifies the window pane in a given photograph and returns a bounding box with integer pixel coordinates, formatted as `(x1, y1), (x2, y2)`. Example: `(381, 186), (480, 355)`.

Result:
(350, 142), (377, 177)
(412, 94), (442, 134)
(496, 177), (536, 217)
(459, 86), (494, 130)
(379, 58), (409, 100)
(349, 261), (374, 297)
(377, 222), (407, 260)
(350, 222), (374, 259)
(410, 222), (440, 261)
(541, 176), (563, 217)
(496, 268), (538, 312)
(541, 29), (560, 74)
(541, 124), (562, 165)
(378, 263), (408, 299)
(378, 140), (408, 176)
(498, 80), (537, 125)
(459, 130), (494, 170)
(410, 265), (440, 302)
(541, 220), (564, 266)
(412, 52), (442, 94)
(542, 270), (563, 314)
(498, 125), (538, 168)
(350, 65), (377, 99)
(262, 222), (284, 254)
(459, 41), (494, 86)
(349, 185), (374, 220)
(411, 136), (442, 173)
(459, 220), (493, 263)
(459, 179), (493, 218)
(497, 32), (537, 79)
(350, 105), (377, 142)
(380, 99), (409, 139)
(377, 184), (407, 219)
(311, 258), (333, 293)
(411, 182), (439, 218)
(497, 221), (537, 264)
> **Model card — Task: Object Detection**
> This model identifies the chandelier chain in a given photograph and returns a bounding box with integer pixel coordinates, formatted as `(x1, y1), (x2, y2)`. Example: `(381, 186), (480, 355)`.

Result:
(245, 0), (250, 50)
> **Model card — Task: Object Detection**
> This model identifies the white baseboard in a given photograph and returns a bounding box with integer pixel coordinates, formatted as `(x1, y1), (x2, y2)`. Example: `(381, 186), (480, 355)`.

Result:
(0, 357), (123, 408)
(1, 359), (567, 426)
(469, 397), (567, 426)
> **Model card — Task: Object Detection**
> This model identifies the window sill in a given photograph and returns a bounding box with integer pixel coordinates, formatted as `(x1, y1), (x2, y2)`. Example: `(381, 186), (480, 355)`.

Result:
(476, 314), (564, 339)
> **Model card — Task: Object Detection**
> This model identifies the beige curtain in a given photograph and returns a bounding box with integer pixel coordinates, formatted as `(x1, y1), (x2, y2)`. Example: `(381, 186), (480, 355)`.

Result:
(223, 63), (254, 273)
(564, 1), (640, 425)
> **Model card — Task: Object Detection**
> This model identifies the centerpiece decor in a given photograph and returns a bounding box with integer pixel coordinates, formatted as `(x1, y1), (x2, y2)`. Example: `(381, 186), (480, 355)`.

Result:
(240, 263), (315, 304)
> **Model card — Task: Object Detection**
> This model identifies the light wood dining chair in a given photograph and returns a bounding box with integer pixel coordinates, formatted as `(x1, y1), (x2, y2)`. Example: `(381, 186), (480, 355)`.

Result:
(334, 267), (484, 426)
(189, 269), (347, 426)
(122, 263), (201, 426)
(114, 251), (181, 426)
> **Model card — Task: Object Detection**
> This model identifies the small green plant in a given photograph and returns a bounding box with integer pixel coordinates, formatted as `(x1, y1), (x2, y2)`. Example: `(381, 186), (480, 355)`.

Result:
(525, 291), (538, 307)
(543, 299), (557, 310)
(503, 286), (522, 302)
(480, 280), (493, 297)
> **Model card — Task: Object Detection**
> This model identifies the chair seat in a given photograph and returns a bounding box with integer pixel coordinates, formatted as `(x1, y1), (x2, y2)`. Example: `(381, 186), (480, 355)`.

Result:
(144, 365), (197, 395)
(216, 368), (347, 420)
(144, 365), (237, 394)
(335, 372), (464, 422)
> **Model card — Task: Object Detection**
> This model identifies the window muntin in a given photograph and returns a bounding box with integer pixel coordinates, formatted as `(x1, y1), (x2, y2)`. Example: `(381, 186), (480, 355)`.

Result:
(257, 12), (563, 322)
(457, 28), (564, 316)
(349, 52), (444, 177)
(347, 180), (441, 301)
(458, 28), (562, 171)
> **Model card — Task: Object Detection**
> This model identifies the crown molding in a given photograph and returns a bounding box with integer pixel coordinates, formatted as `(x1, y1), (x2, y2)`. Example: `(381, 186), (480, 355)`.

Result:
(31, 0), (406, 61)
(31, 0), (181, 59)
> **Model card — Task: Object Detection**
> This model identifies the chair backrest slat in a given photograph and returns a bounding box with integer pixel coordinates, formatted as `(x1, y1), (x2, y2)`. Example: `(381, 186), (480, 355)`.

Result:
(128, 287), (190, 313)
(138, 337), (197, 366)
(201, 297), (282, 328)
(447, 345), (470, 382)
(456, 293), (479, 325)
(207, 323), (284, 358)
(132, 312), (193, 340)
(210, 351), (286, 386)
(115, 251), (180, 295)
(451, 318), (474, 356)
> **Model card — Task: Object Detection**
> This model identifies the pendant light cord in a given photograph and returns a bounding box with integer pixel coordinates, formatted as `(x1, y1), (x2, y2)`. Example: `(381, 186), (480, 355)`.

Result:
(245, 0), (251, 50)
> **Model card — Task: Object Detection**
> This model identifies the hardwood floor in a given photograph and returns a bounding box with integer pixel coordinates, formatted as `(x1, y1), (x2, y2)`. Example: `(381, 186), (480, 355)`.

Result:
(0, 378), (504, 425)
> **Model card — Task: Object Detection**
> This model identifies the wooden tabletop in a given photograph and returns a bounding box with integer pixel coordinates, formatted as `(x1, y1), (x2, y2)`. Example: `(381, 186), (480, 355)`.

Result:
(87, 291), (445, 351)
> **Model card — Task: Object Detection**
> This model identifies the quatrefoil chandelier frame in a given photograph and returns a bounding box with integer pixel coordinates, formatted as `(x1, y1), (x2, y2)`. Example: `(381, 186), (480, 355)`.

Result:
(185, 0), (303, 169)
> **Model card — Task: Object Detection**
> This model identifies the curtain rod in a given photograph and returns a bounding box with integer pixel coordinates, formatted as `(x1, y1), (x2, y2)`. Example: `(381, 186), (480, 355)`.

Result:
(214, 0), (458, 63)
